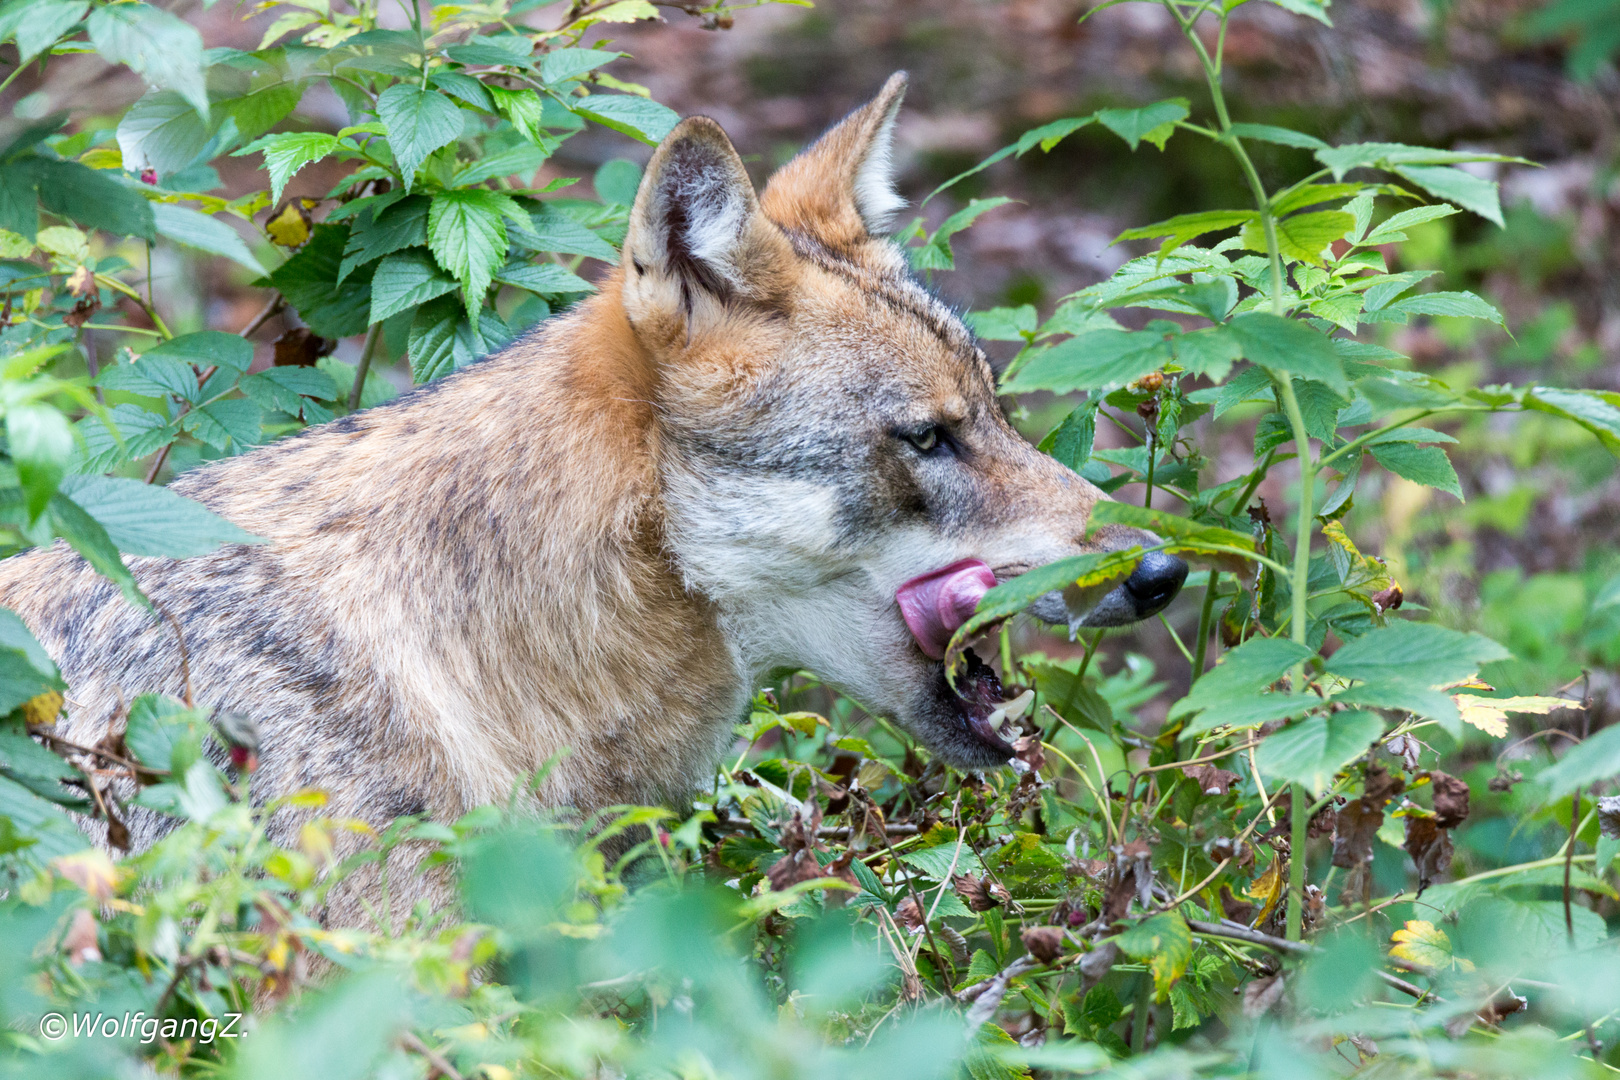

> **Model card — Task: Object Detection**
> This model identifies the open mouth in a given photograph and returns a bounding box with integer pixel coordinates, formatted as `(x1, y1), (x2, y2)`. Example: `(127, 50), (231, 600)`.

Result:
(951, 647), (1035, 756)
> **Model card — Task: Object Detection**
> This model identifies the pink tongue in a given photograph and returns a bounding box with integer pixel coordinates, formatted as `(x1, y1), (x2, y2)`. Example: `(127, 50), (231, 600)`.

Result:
(895, 559), (998, 660)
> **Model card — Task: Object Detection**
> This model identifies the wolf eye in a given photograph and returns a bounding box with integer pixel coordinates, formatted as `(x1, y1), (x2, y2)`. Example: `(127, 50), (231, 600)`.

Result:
(904, 426), (942, 453)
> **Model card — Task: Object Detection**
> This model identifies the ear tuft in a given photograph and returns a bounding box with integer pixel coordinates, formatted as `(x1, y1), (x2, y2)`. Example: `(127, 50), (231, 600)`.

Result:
(626, 118), (758, 298)
(760, 72), (910, 250)
(850, 72), (907, 234)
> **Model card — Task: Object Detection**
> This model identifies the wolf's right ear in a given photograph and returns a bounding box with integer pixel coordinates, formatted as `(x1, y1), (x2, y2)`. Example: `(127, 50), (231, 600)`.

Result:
(621, 117), (793, 335)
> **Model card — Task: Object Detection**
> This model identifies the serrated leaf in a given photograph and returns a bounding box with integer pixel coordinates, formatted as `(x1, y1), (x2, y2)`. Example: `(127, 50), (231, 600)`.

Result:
(428, 189), (518, 315)
(235, 132), (339, 204)
(1541, 725), (1620, 800)
(57, 476), (260, 557)
(116, 90), (210, 178)
(1089, 501), (1256, 574)
(1524, 387), (1620, 455)
(268, 223), (373, 338)
(377, 83), (465, 193)
(1385, 290), (1504, 326)
(8, 404), (73, 521)
(1368, 441), (1463, 499)
(1389, 919), (1472, 972)
(946, 549), (1143, 667)
(1391, 164), (1502, 227)
(370, 248), (461, 324)
(1324, 620), (1509, 687)
(1229, 122), (1328, 149)
(2, 0), (87, 64)
(1114, 913), (1193, 1001)
(540, 47), (621, 85)
(1364, 204), (1460, 245)
(1242, 210), (1353, 266)
(340, 195), (430, 283)
(1169, 636), (1316, 722)
(1224, 312), (1346, 393)
(1114, 210), (1256, 256)
(1000, 329), (1173, 394)
(570, 94), (679, 146)
(142, 331), (253, 374)
(27, 158), (154, 239)
(1453, 695), (1575, 739)
(1096, 98), (1189, 151)
(1255, 710), (1385, 793)
(493, 261), (594, 294)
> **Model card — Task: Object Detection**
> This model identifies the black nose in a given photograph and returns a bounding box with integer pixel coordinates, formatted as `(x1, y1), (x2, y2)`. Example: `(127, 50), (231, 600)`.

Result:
(1124, 552), (1188, 616)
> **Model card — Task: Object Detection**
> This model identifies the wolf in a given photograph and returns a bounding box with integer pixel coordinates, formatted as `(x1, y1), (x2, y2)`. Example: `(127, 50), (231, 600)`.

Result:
(0, 73), (1185, 922)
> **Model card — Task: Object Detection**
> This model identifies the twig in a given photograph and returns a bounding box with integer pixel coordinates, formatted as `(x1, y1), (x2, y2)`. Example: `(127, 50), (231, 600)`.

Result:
(401, 1031), (464, 1080)
(1186, 918), (1310, 955)
(240, 294), (285, 340)
(28, 726), (166, 778)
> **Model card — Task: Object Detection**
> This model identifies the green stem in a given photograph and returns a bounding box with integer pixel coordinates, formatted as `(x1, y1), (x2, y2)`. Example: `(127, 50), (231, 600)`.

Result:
(1131, 971), (1152, 1052)
(1143, 429), (1156, 508)
(1191, 571), (1219, 684)
(348, 323), (383, 411)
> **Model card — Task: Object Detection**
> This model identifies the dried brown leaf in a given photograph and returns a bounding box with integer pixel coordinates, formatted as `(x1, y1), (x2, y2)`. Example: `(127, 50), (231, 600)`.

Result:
(1428, 770), (1470, 829)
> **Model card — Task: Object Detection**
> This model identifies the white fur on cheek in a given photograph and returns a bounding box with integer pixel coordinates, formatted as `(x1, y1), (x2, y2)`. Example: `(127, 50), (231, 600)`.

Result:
(852, 103), (905, 235)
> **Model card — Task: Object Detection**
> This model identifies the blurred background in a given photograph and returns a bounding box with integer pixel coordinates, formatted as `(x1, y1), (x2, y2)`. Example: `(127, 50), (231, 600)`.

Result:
(6, 0), (1616, 729)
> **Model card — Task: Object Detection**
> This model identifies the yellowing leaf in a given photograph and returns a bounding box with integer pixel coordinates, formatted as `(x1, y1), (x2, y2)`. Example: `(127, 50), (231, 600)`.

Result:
(1244, 858), (1285, 927)
(1114, 913), (1193, 1001)
(53, 850), (122, 902)
(79, 146), (124, 170)
(265, 200), (314, 248)
(0, 229), (33, 258)
(22, 689), (64, 726)
(1453, 695), (1579, 738)
(571, 0), (657, 25)
(1389, 919), (1474, 972)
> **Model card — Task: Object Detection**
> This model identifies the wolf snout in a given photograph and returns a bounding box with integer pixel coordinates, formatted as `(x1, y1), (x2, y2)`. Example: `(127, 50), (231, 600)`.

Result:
(1123, 551), (1188, 615)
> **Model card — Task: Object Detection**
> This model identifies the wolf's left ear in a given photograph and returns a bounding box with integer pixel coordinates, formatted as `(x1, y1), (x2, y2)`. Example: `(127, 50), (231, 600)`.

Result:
(760, 72), (908, 250)
(621, 116), (793, 330)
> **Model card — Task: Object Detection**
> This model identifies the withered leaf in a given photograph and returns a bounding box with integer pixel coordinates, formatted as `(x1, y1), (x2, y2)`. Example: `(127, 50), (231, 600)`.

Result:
(1242, 974), (1285, 1019)
(1218, 884), (1256, 925)
(1182, 763), (1240, 796)
(1428, 770), (1470, 829)
(894, 895), (924, 931)
(1599, 795), (1620, 841)
(1331, 799), (1382, 869)
(1364, 763), (1406, 804)
(1403, 815), (1453, 895)
(952, 873), (1006, 912)
(1022, 924), (1066, 964)
(63, 908), (101, 966)
(273, 327), (335, 367)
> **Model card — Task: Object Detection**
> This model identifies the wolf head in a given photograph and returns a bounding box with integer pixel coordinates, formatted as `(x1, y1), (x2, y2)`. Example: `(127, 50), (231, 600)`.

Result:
(617, 73), (1186, 769)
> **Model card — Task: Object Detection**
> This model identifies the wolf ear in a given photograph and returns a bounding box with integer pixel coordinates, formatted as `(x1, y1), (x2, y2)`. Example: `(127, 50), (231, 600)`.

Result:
(760, 72), (908, 249)
(621, 117), (792, 327)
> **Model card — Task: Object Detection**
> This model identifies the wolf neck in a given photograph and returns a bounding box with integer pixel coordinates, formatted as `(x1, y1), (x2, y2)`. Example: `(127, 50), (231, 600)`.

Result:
(179, 278), (744, 810)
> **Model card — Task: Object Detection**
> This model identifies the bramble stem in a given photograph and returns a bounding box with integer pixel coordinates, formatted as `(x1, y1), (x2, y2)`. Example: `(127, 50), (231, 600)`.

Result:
(1191, 571), (1219, 683)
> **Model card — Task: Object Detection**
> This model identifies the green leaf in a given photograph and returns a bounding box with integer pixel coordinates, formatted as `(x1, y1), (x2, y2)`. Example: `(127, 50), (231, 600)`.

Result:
(513, 208), (621, 264)
(428, 189), (520, 315)
(1, 0), (87, 64)
(7, 403), (73, 522)
(1255, 710), (1385, 793)
(430, 71), (494, 112)
(56, 476), (260, 557)
(143, 331), (254, 374)
(1169, 637), (1316, 722)
(1095, 98), (1189, 151)
(27, 158), (154, 239)
(909, 197), (1013, 271)
(1391, 164), (1502, 228)
(1538, 725), (1620, 800)
(152, 203), (265, 274)
(1088, 501), (1257, 572)
(1364, 204), (1461, 245)
(1000, 329), (1172, 394)
(1038, 400), (1098, 472)
(1367, 441), (1463, 499)
(1271, 183), (1367, 216)
(1334, 682), (1462, 737)
(1182, 693), (1319, 736)
(454, 143), (552, 188)
(405, 296), (510, 383)
(268, 223), (374, 339)
(1384, 290), (1504, 326)
(370, 248), (461, 324)
(1224, 313), (1346, 393)
(1229, 122), (1328, 150)
(0, 774), (91, 860)
(1114, 210), (1256, 258)
(221, 80), (306, 143)
(377, 83), (465, 193)
(1114, 913), (1193, 1001)
(1241, 210), (1353, 265)
(965, 305), (1037, 342)
(184, 399), (263, 450)
(1016, 115), (1094, 154)
(950, 549), (1143, 657)
(235, 131), (340, 204)
(493, 261), (594, 295)
(116, 90), (210, 178)
(87, 3), (207, 116)
(1524, 386), (1620, 455)
(1264, 0), (1333, 25)
(1173, 326), (1243, 381)
(540, 47), (621, 85)
(123, 693), (206, 773)
(46, 491), (144, 608)
(340, 195), (430, 283)
(570, 94), (679, 145)
(1324, 621), (1509, 687)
